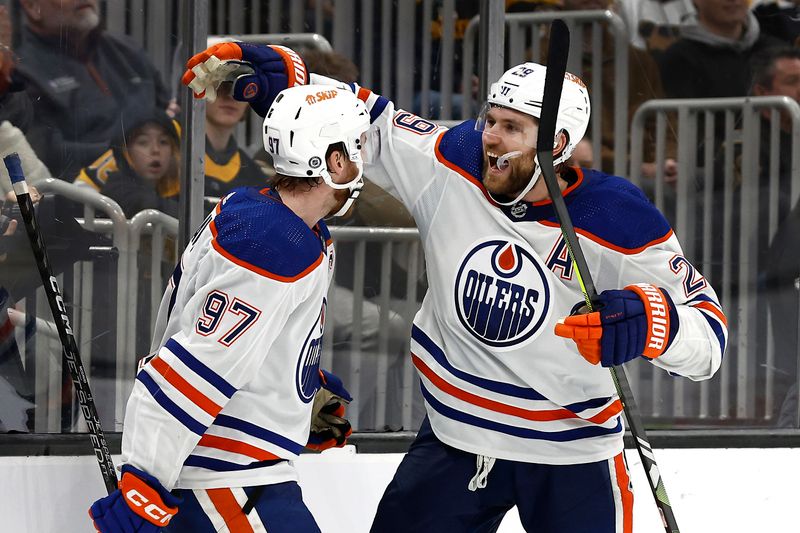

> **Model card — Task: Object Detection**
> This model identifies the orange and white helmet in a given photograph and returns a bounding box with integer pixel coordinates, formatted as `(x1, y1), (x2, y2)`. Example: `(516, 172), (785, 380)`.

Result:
(264, 85), (370, 216)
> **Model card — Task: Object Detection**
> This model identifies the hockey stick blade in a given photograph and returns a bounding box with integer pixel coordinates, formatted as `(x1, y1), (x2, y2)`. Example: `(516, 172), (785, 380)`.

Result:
(535, 20), (680, 533)
(3, 153), (118, 495)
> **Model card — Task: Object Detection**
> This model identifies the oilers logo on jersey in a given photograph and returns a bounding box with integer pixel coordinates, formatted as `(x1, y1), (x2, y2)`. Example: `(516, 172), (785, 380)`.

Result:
(454, 239), (551, 348)
(296, 299), (326, 402)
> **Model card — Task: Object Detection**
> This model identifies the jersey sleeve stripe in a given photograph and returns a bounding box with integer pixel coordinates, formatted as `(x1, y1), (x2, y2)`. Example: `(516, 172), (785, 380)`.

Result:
(412, 325), (546, 400)
(687, 293), (721, 305)
(420, 383), (623, 441)
(150, 356), (223, 417)
(538, 220), (674, 255)
(692, 301), (728, 327)
(368, 95), (389, 123)
(212, 414), (305, 455)
(210, 220), (324, 282)
(166, 261), (183, 320)
(353, 85), (390, 123)
(356, 86), (371, 102)
(136, 370), (207, 435)
(696, 310), (727, 357)
(197, 434), (282, 461)
(413, 353), (585, 422)
(165, 338), (237, 398)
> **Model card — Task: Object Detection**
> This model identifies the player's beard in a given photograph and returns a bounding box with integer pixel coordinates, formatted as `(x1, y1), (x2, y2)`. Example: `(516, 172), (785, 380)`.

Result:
(326, 188), (356, 218)
(482, 149), (538, 201)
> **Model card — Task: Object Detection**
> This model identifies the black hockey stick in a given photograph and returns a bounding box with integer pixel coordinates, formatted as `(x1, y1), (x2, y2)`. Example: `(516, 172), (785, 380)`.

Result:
(3, 153), (118, 495)
(536, 20), (679, 533)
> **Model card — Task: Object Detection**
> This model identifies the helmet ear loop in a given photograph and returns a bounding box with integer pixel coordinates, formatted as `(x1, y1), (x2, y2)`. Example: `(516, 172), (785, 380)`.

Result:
(551, 129), (572, 168)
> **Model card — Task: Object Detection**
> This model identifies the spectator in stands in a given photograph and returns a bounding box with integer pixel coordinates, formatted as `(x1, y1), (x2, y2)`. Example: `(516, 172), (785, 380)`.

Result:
(658, 0), (783, 99)
(99, 108), (180, 219)
(203, 81), (268, 204)
(0, 183), (47, 434)
(752, 0), (800, 47)
(758, 46), (800, 423)
(0, 5), (52, 196)
(75, 81), (265, 209)
(753, 46), (800, 133)
(614, 0), (695, 58)
(551, 0), (679, 183)
(15, 0), (177, 180)
(0, 206), (33, 433)
(767, 200), (800, 425)
(751, 46), (800, 217)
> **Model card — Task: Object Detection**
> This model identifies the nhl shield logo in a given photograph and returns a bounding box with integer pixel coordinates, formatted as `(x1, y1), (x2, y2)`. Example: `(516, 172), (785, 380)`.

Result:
(510, 202), (528, 218)
(454, 239), (551, 348)
(296, 300), (326, 402)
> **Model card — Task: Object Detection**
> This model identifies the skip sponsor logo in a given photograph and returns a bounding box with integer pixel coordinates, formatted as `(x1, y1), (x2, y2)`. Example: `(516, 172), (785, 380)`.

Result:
(305, 89), (338, 105)
(296, 300), (326, 402)
(454, 239), (551, 348)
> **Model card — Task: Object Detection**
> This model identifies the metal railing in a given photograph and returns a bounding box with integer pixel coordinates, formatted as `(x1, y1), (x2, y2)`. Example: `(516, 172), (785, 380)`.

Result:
(629, 96), (800, 423)
(4, 182), (426, 432)
(326, 226), (425, 430)
(462, 9), (630, 175)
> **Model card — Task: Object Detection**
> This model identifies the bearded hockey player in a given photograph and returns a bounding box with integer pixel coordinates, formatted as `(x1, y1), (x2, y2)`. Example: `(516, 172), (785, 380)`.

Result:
(88, 81), (370, 533)
(181, 42), (726, 532)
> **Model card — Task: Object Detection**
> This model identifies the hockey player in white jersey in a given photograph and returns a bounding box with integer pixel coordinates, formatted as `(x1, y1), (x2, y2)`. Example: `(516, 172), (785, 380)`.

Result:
(88, 79), (371, 531)
(182, 42), (727, 532)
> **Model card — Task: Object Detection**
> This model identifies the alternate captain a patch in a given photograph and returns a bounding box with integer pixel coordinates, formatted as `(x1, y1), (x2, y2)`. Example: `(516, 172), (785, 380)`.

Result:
(454, 239), (551, 349)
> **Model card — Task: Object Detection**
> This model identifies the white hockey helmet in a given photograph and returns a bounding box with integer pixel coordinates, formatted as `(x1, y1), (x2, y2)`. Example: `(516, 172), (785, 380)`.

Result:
(476, 62), (591, 205)
(263, 84), (371, 216)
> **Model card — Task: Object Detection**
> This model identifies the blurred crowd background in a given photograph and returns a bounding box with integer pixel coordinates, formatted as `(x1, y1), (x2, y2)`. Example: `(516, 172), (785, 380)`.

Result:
(0, 0), (799, 437)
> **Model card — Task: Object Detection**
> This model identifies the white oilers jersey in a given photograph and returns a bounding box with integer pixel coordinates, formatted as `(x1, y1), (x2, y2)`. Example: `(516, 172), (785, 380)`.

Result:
(312, 74), (727, 464)
(121, 187), (335, 489)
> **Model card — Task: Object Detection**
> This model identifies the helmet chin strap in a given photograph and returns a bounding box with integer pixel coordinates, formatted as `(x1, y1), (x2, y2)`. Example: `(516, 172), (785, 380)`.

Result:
(328, 178), (363, 218)
(489, 151), (543, 207)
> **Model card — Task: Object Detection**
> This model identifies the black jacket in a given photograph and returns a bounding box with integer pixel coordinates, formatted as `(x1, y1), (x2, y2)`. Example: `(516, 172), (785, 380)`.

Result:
(99, 107), (179, 219)
(15, 26), (171, 179)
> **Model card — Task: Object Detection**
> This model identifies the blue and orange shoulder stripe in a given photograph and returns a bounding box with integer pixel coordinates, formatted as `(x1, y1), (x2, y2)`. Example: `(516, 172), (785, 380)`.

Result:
(540, 169), (673, 254)
(433, 120), (498, 203)
(210, 187), (324, 281)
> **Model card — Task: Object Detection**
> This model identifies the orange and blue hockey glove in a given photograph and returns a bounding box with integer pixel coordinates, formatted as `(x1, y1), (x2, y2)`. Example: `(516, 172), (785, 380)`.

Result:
(554, 283), (679, 367)
(182, 42), (307, 116)
(89, 465), (181, 532)
(307, 369), (352, 452)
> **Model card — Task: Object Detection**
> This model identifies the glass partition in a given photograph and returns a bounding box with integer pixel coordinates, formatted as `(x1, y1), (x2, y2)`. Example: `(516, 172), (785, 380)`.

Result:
(0, 0), (798, 443)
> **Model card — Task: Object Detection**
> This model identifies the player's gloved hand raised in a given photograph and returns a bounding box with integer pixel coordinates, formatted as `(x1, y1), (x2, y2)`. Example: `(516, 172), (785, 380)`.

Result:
(307, 369), (353, 452)
(554, 283), (679, 367)
(182, 42), (307, 116)
(89, 465), (181, 532)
